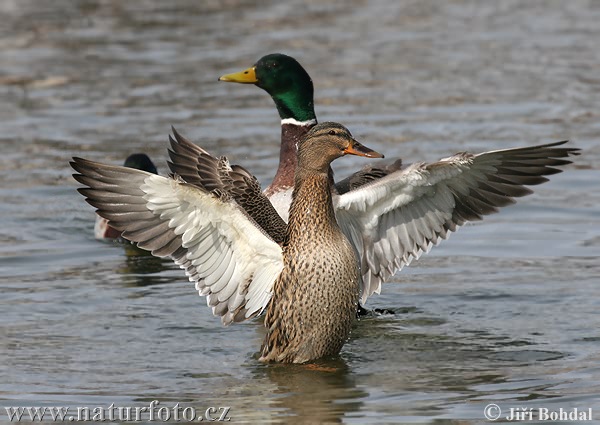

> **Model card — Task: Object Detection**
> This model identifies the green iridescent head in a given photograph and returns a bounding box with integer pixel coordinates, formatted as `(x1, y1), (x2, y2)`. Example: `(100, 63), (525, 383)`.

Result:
(219, 53), (316, 123)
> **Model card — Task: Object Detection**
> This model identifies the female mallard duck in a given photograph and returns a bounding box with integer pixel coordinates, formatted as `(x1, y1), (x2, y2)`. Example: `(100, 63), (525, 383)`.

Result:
(94, 153), (157, 239)
(74, 122), (578, 362)
(73, 122), (382, 363)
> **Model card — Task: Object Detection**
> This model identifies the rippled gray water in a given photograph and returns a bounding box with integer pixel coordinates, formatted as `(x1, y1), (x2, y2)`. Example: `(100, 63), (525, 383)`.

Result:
(1, 1), (600, 424)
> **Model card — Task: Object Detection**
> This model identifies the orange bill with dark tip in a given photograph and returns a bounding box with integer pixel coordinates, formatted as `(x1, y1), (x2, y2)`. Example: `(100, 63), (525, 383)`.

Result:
(344, 140), (384, 158)
(218, 66), (258, 83)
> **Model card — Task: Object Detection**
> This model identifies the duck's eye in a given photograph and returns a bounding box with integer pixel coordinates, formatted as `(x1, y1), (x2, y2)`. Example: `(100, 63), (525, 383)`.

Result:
(270, 62), (279, 68)
(328, 130), (337, 136)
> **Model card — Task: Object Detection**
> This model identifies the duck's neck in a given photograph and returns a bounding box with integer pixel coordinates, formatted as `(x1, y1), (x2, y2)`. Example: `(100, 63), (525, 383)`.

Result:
(286, 168), (337, 244)
(264, 87), (317, 196)
(271, 81), (316, 123)
(265, 120), (317, 196)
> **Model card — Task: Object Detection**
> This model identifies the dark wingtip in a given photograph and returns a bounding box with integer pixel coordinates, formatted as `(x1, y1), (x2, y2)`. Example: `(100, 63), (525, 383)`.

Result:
(171, 126), (185, 143)
(554, 140), (580, 157)
(70, 157), (87, 174)
(171, 125), (180, 141)
(546, 140), (580, 155)
(170, 126), (179, 143)
(72, 172), (87, 185)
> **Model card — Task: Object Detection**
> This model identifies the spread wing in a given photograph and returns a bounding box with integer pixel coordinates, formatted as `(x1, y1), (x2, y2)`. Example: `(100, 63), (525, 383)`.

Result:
(167, 127), (287, 243)
(334, 141), (580, 304)
(71, 157), (284, 325)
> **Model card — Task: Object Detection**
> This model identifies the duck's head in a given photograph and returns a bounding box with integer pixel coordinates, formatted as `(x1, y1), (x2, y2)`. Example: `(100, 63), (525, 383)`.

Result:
(298, 122), (383, 173)
(219, 53), (316, 123)
(123, 153), (158, 174)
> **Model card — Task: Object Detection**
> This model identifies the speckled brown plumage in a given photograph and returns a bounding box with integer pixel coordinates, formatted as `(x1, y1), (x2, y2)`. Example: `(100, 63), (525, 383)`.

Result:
(260, 174), (360, 363)
(259, 122), (382, 363)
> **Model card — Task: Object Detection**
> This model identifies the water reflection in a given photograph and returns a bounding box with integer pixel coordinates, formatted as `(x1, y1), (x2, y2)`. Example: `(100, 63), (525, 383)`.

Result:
(120, 246), (172, 287)
(258, 359), (365, 424)
(97, 239), (173, 287)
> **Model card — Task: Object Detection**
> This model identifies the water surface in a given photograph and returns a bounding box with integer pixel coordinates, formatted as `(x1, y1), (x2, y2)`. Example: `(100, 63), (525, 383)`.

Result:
(1, 1), (599, 424)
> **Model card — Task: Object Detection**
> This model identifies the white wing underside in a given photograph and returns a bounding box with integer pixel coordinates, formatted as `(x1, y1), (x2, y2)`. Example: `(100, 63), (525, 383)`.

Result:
(72, 159), (284, 325)
(143, 176), (283, 322)
(335, 160), (466, 304)
(331, 143), (576, 304)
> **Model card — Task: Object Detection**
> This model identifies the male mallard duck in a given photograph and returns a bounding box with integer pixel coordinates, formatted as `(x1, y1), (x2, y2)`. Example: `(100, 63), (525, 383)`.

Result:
(73, 123), (578, 362)
(94, 153), (157, 239)
(72, 122), (382, 363)
(219, 53), (316, 210)
(218, 53), (402, 221)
